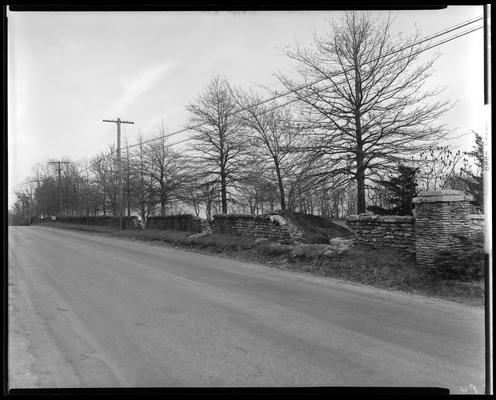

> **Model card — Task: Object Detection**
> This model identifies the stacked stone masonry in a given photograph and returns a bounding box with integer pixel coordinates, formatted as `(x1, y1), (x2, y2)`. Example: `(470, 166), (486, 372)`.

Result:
(346, 190), (485, 267)
(346, 215), (415, 252)
(211, 214), (292, 242)
(144, 213), (299, 242)
(142, 190), (485, 269)
(146, 214), (207, 233)
(412, 190), (484, 266)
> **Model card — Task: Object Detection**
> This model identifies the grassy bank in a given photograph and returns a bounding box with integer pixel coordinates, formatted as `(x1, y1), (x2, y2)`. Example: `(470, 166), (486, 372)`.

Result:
(34, 222), (484, 306)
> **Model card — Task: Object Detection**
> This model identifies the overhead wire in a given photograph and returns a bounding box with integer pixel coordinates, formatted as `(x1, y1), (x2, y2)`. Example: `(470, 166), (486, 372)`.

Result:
(37, 17), (485, 179)
(175, 22), (483, 153)
(115, 16), (483, 153)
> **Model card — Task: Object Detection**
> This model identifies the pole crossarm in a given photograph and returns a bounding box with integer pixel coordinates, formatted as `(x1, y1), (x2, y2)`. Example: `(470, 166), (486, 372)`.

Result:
(103, 119), (135, 125)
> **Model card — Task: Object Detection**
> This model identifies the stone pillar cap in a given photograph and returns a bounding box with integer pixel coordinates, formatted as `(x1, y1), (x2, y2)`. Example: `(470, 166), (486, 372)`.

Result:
(412, 190), (473, 203)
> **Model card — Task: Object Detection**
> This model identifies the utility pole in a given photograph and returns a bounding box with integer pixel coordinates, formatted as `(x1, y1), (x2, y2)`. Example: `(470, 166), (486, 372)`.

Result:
(126, 136), (131, 217)
(48, 160), (70, 218)
(103, 118), (134, 230)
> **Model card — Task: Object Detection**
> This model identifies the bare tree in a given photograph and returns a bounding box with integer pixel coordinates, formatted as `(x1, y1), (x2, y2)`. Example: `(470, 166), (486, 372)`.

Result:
(59, 160), (85, 216)
(234, 155), (279, 215)
(441, 132), (484, 210)
(128, 135), (154, 222)
(29, 163), (58, 218)
(279, 11), (451, 213)
(175, 167), (217, 218)
(414, 145), (466, 191)
(186, 76), (247, 214)
(200, 180), (220, 220)
(178, 181), (203, 217)
(142, 127), (187, 216)
(13, 180), (33, 224)
(234, 89), (300, 211)
(459, 132), (484, 210)
(89, 146), (119, 216)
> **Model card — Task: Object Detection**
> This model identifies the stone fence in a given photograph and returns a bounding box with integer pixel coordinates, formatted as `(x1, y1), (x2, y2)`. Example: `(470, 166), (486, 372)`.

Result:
(346, 190), (486, 267)
(211, 214), (293, 242)
(145, 213), (302, 242)
(146, 214), (210, 233)
(345, 215), (415, 252)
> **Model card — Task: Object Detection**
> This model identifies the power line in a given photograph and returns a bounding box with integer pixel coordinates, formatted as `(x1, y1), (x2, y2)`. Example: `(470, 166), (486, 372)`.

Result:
(175, 23), (484, 152)
(268, 24), (484, 114)
(117, 16), (482, 153)
(224, 16), (484, 120)
(35, 17), (484, 183)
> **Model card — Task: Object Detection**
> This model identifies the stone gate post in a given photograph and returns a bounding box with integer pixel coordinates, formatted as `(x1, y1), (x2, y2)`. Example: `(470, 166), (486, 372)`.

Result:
(412, 190), (474, 267)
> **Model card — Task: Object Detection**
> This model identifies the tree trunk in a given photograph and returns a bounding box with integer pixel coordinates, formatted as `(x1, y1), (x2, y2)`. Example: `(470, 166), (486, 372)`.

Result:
(102, 191), (106, 216)
(356, 165), (366, 213)
(160, 190), (166, 216)
(220, 170), (227, 214)
(274, 162), (286, 210)
(206, 200), (212, 220)
(354, 109), (366, 213)
(353, 50), (367, 214)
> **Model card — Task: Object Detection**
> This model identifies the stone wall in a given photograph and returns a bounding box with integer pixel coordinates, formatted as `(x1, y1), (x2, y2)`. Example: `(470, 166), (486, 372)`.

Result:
(346, 190), (486, 267)
(144, 213), (300, 242)
(211, 214), (292, 242)
(146, 214), (209, 233)
(345, 215), (415, 252)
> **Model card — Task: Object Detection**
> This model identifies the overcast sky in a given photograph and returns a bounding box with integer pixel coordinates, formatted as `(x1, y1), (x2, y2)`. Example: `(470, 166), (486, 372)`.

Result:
(7, 6), (487, 208)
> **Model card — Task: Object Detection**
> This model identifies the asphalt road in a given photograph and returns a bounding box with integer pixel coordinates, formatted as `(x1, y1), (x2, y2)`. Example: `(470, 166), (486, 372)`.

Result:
(8, 226), (485, 392)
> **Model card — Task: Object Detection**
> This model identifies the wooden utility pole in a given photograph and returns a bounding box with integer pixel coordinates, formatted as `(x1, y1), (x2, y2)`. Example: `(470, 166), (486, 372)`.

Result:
(103, 118), (134, 230)
(126, 136), (131, 217)
(48, 160), (70, 218)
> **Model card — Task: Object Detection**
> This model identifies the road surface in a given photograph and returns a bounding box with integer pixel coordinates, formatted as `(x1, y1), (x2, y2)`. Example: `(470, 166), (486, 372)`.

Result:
(8, 226), (485, 392)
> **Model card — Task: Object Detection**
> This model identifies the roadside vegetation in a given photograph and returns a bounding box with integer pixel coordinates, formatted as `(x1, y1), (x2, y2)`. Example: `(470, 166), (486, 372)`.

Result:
(37, 221), (484, 306)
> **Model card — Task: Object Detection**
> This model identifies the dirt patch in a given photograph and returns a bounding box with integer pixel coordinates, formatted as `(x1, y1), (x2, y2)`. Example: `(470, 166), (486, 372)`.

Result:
(280, 211), (352, 243)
